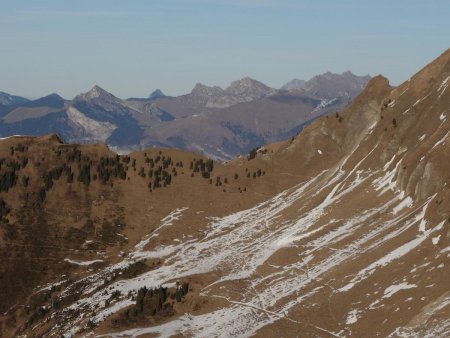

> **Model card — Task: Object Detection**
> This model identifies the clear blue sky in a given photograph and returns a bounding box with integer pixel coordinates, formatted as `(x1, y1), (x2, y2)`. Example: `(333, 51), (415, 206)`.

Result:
(1, 0), (449, 99)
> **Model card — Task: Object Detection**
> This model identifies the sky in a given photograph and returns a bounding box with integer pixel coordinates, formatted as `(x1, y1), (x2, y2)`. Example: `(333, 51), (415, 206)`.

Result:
(1, 0), (449, 99)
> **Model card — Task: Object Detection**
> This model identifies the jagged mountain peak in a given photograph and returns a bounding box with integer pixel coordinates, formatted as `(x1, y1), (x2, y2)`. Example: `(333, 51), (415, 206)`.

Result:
(342, 70), (356, 76)
(303, 71), (372, 99)
(228, 76), (258, 86)
(309, 70), (369, 81)
(76, 85), (118, 101)
(88, 85), (112, 98)
(191, 82), (226, 96)
(226, 76), (274, 101)
(148, 89), (165, 100)
(227, 76), (272, 91)
(191, 82), (208, 91)
(281, 71), (371, 99)
(186, 78), (275, 109)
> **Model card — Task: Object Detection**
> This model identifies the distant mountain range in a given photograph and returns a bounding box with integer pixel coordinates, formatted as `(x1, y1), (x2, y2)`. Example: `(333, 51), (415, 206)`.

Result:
(0, 71), (370, 160)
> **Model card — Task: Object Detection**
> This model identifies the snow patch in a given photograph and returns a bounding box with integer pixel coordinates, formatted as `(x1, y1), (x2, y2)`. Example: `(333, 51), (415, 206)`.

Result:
(393, 197), (413, 215)
(438, 75), (449, 98)
(0, 135), (28, 140)
(432, 235), (441, 245)
(64, 258), (103, 266)
(398, 86), (409, 97)
(374, 160), (401, 196)
(346, 309), (360, 325)
(339, 218), (443, 293)
(383, 283), (417, 298)
(133, 207), (188, 252)
(431, 131), (450, 150)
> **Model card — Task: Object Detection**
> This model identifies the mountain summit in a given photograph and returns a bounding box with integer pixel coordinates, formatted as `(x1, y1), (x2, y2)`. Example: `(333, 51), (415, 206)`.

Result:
(225, 76), (275, 102)
(304, 70), (371, 99)
(282, 71), (371, 99)
(148, 89), (166, 100)
(74, 85), (118, 102)
(186, 78), (275, 110)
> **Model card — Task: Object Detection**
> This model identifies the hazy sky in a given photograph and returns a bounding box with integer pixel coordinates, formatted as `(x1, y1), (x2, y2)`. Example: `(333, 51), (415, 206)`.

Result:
(1, 0), (449, 99)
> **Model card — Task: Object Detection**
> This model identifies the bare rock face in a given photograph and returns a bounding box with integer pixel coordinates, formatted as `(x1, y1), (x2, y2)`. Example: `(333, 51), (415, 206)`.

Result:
(66, 106), (117, 142)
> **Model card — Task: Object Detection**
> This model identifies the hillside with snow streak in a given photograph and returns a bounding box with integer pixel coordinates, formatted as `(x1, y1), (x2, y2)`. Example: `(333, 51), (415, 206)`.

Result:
(66, 163), (448, 337)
